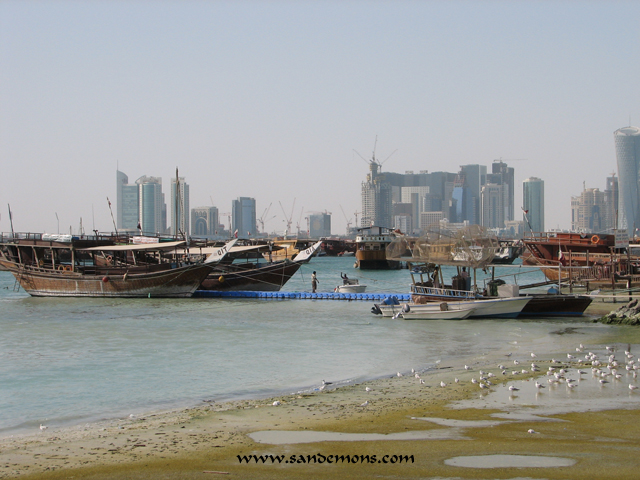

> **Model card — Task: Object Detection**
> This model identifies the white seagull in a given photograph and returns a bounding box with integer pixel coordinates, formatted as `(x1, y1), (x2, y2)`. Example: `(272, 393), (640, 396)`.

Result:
(508, 385), (519, 391)
(273, 401), (281, 406)
(39, 424), (48, 432)
(440, 381), (447, 387)
(360, 400), (369, 407)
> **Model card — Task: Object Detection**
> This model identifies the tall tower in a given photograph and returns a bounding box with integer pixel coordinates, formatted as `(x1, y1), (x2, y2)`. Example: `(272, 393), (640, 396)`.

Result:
(170, 176), (189, 236)
(523, 177), (544, 234)
(232, 197), (257, 237)
(116, 170), (139, 232)
(614, 126), (640, 237)
(136, 176), (165, 235)
(361, 160), (392, 228)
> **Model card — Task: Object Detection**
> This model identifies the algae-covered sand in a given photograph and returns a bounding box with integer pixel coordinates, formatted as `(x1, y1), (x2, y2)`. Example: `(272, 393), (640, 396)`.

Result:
(3, 302), (640, 480)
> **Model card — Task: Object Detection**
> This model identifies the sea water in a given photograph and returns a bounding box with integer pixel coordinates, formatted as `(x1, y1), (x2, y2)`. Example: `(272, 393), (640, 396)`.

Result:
(0, 257), (624, 436)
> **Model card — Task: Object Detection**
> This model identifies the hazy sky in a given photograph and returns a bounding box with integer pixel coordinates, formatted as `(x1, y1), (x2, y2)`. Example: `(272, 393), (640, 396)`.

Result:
(2, 0), (639, 236)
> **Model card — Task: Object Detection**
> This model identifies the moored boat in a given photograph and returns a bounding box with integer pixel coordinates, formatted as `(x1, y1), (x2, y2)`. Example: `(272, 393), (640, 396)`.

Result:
(198, 240), (322, 291)
(355, 226), (403, 270)
(0, 233), (236, 297)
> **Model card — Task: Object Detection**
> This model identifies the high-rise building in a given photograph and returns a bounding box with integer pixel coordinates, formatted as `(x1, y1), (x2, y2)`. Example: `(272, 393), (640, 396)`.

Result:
(361, 161), (392, 228)
(116, 170), (139, 232)
(481, 183), (507, 229)
(571, 187), (605, 232)
(522, 177), (544, 234)
(459, 164), (487, 225)
(604, 173), (619, 233)
(170, 176), (189, 236)
(137, 176), (165, 236)
(309, 212), (331, 238)
(489, 161), (515, 221)
(232, 197), (257, 238)
(614, 126), (640, 237)
(191, 206), (219, 237)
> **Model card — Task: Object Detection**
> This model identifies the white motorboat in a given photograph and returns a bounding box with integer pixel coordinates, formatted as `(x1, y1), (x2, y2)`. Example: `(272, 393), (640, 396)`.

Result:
(373, 296), (531, 319)
(335, 278), (366, 293)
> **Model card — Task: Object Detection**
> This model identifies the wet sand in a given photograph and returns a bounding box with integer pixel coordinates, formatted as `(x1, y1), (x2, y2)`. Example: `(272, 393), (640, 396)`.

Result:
(3, 302), (640, 480)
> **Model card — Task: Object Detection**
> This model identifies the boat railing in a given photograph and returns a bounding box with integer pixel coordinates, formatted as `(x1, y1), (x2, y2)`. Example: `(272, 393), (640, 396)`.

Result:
(411, 284), (476, 299)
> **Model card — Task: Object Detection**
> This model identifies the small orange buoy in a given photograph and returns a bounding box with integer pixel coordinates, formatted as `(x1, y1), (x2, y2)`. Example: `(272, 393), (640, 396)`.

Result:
(102, 276), (109, 283)
(218, 276), (225, 283)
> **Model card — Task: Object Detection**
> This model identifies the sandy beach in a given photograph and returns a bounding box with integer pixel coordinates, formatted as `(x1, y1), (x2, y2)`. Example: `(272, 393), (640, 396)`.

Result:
(3, 301), (640, 480)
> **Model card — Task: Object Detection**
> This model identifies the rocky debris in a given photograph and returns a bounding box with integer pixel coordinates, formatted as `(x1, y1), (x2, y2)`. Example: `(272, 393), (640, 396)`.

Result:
(599, 299), (640, 325)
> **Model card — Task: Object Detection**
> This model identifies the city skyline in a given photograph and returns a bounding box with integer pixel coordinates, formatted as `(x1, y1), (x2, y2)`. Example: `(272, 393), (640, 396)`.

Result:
(2, 1), (639, 235)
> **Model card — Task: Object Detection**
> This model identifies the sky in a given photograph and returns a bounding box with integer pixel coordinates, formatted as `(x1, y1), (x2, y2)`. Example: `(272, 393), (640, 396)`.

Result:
(2, 0), (640, 236)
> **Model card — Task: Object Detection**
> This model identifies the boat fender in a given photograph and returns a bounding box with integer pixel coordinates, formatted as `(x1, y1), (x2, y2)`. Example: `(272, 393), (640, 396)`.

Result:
(123, 272), (128, 281)
(102, 276), (109, 283)
(591, 235), (600, 244)
(440, 302), (449, 311)
(218, 276), (225, 283)
(402, 303), (411, 313)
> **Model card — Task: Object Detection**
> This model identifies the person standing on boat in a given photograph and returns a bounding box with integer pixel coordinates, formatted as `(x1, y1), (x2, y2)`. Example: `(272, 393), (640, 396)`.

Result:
(312, 271), (319, 293)
(341, 272), (349, 285)
(461, 267), (471, 291)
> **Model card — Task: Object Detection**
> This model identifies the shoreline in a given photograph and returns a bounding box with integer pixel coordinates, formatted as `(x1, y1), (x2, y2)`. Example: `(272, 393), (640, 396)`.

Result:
(3, 302), (640, 479)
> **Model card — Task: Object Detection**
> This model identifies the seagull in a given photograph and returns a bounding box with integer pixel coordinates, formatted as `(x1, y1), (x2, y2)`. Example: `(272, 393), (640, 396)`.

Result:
(535, 381), (545, 389)
(531, 353), (537, 358)
(440, 381), (447, 387)
(365, 387), (372, 392)
(514, 360), (520, 365)
(480, 382), (488, 389)
(629, 384), (638, 391)
(420, 379), (425, 385)
(273, 401), (281, 406)
(528, 428), (538, 434)
(454, 377), (459, 383)
(567, 354), (576, 360)
(397, 372), (403, 377)
(508, 385), (519, 391)
(471, 378), (478, 384)
(39, 424), (47, 432)
(415, 373), (421, 379)
(464, 365), (471, 370)
(360, 400), (369, 407)
(599, 379), (609, 385)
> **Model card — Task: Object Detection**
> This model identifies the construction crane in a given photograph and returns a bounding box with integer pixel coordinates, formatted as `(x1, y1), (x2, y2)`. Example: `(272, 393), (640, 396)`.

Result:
(257, 203), (276, 235)
(493, 158), (527, 163)
(354, 135), (398, 170)
(340, 205), (353, 232)
(220, 212), (232, 238)
(354, 210), (361, 228)
(279, 199), (296, 239)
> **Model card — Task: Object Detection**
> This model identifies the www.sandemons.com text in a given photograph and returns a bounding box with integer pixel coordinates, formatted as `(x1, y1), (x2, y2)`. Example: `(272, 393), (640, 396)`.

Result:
(238, 454), (414, 465)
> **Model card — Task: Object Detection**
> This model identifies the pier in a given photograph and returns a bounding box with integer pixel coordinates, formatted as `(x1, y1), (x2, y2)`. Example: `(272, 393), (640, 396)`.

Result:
(194, 290), (411, 301)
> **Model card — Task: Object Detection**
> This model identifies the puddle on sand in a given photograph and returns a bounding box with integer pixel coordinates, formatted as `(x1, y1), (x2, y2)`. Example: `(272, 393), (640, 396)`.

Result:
(451, 368), (640, 418)
(411, 417), (508, 428)
(249, 428), (469, 445)
(444, 454), (576, 468)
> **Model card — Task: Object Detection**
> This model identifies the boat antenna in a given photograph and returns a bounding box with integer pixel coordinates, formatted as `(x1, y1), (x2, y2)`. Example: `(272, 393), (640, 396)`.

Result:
(107, 197), (118, 236)
(7, 204), (15, 238)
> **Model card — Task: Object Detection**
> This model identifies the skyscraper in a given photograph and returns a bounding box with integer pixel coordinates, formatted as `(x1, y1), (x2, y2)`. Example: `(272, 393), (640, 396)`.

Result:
(191, 206), (219, 236)
(522, 177), (544, 234)
(116, 170), (139, 232)
(170, 176), (189, 236)
(614, 126), (640, 237)
(232, 197), (257, 237)
(137, 176), (165, 235)
(571, 187), (605, 232)
(361, 160), (392, 228)
(604, 173), (619, 232)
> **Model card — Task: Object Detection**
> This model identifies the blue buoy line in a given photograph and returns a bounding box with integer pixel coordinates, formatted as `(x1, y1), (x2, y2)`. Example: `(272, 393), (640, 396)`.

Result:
(193, 290), (411, 301)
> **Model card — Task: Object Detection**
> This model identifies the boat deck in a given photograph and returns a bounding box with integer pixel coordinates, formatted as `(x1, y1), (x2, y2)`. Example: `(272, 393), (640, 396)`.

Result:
(194, 290), (411, 301)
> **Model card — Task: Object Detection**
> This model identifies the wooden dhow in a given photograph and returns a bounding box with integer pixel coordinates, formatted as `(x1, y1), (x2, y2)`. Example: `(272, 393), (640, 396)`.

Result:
(0, 233), (236, 297)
